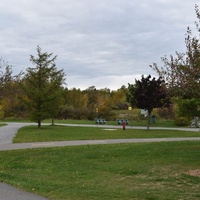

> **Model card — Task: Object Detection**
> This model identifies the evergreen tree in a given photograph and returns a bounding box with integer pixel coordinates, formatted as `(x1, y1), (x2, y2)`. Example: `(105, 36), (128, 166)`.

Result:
(22, 46), (66, 128)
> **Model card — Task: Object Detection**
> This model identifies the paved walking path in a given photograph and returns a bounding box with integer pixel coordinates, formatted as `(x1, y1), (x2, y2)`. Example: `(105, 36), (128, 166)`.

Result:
(0, 122), (200, 200)
(1, 136), (200, 151)
(0, 122), (200, 151)
(0, 182), (49, 200)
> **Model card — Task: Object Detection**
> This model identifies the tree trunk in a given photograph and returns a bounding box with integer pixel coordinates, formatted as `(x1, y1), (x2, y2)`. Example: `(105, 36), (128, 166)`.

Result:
(51, 117), (54, 126)
(38, 120), (41, 128)
(147, 110), (151, 130)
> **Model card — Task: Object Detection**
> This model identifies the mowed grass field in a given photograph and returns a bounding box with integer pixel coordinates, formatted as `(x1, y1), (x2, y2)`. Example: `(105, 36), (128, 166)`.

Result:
(44, 119), (176, 127)
(0, 118), (176, 127)
(0, 141), (200, 200)
(13, 125), (200, 143)
(0, 124), (200, 199)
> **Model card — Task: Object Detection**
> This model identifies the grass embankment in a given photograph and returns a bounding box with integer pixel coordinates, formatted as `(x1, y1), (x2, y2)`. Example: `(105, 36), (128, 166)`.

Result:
(0, 141), (200, 200)
(13, 125), (200, 143)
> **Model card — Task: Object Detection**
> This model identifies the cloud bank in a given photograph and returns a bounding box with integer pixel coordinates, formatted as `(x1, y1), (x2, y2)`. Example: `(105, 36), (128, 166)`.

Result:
(0, 0), (199, 90)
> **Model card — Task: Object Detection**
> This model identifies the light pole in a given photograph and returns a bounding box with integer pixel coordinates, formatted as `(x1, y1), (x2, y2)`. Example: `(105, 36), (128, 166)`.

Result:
(96, 107), (99, 127)
(128, 106), (132, 129)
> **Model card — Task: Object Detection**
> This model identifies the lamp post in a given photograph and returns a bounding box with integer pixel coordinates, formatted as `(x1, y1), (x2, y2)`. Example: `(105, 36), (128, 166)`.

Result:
(96, 107), (99, 127)
(128, 106), (132, 129)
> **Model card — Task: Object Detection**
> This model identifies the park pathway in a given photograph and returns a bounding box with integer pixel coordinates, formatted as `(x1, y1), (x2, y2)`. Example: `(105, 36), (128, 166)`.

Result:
(0, 122), (29, 145)
(0, 122), (200, 151)
(0, 123), (50, 200)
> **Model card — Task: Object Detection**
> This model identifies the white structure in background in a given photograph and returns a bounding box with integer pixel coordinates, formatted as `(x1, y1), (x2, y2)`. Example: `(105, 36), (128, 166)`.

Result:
(141, 109), (148, 117)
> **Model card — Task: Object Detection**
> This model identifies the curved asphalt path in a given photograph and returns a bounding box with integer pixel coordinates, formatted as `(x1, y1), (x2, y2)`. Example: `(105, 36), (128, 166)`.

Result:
(0, 122), (200, 200)
(1, 122), (200, 151)
(0, 123), (50, 200)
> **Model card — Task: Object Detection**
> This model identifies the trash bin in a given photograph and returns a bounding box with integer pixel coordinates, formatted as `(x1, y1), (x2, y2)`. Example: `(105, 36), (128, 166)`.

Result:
(152, 115), (156, 123)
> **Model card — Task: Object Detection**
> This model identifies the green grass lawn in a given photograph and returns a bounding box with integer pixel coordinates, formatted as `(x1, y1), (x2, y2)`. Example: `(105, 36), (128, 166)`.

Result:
(0, 141), (200, 200)
(0, 118), (176, 127)
(43, 119), (177, 127)
(13, 125), (200, 143)
(0, 123), (6, 127)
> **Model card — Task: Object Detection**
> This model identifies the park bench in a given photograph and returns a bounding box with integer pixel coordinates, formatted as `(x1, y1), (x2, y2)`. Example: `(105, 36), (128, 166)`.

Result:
(117, 119), (129, 125)
(95, 118), (106, 124)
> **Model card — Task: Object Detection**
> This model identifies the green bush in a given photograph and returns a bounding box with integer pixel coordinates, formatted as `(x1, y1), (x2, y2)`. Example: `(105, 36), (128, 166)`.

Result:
(174, 117), (190, 126)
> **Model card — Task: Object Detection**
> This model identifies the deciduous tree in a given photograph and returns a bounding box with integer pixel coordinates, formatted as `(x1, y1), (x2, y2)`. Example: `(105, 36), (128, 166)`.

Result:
(150, 4), (200, 99)
(0, 58), (24, 118)
(129, 75), (170, 130)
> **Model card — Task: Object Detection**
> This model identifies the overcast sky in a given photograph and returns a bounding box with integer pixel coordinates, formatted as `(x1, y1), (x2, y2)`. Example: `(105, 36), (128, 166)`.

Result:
(0, 0), (199, 90)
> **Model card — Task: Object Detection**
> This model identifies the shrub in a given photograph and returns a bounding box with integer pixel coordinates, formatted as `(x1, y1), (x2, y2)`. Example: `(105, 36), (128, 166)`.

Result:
(174, 117), (190, 126)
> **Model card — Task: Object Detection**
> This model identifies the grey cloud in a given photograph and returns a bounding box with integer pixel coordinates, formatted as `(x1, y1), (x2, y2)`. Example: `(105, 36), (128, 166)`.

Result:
(0, 0), (199, 89)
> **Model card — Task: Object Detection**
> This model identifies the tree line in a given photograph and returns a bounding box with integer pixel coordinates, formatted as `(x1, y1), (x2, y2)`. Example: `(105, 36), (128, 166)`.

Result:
(0, 50), (130, 127)
(1, 5), (200, 128)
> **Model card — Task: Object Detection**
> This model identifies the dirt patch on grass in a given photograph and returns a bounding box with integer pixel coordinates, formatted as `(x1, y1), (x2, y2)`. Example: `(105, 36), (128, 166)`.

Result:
(187, 169), (200, 177)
